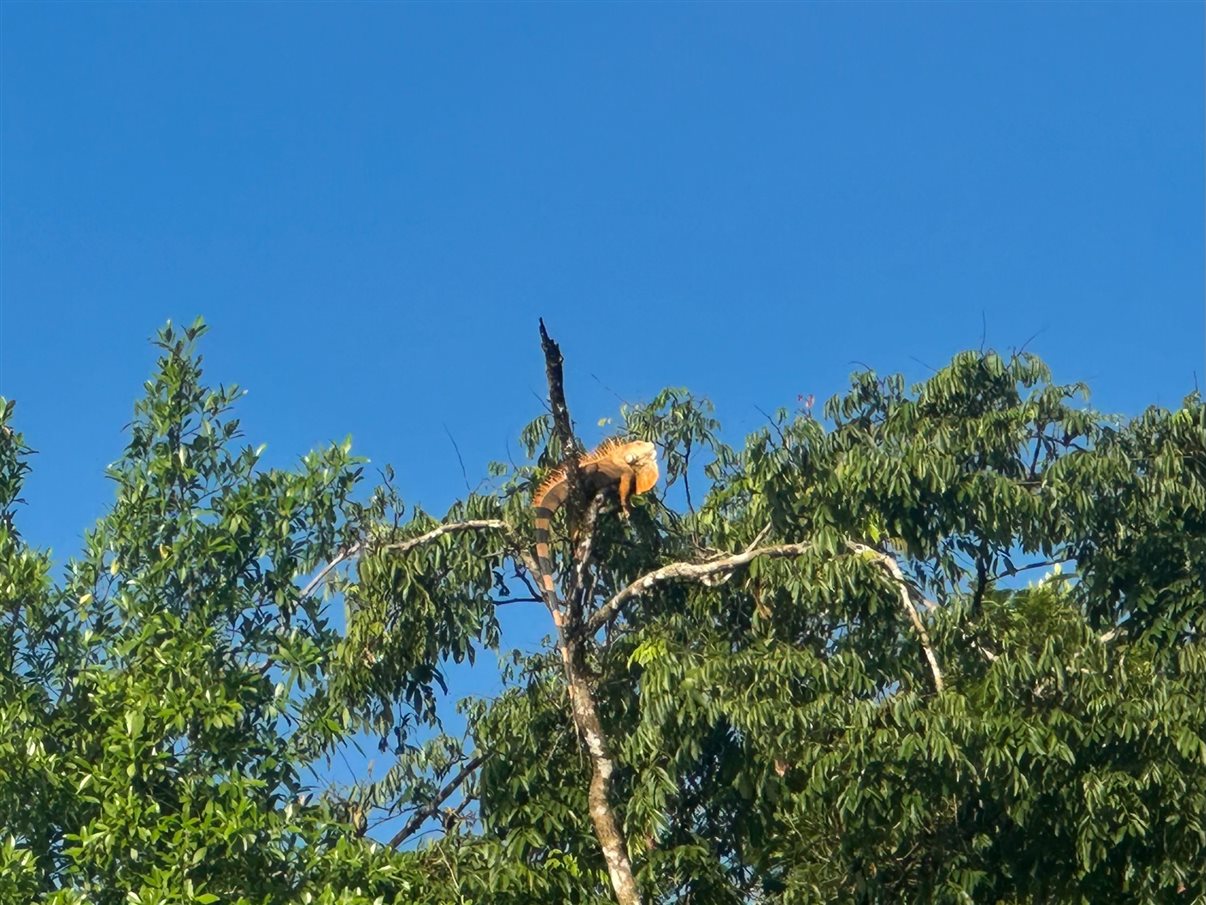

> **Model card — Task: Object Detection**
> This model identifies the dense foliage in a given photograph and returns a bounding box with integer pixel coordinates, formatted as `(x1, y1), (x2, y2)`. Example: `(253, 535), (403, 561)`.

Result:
(2, 320), (1203, 903)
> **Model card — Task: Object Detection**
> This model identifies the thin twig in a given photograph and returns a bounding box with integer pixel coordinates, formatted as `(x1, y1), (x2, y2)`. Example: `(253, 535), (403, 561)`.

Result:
(1027, 422), (1046, 479)
(512, 561), (545, 605)
(443, 423), (472, 494)
(518, 550), (554, 611)
(682, 438), (694, 515)
(991, 557), (1074, 582)
(753, 404), (788, 448)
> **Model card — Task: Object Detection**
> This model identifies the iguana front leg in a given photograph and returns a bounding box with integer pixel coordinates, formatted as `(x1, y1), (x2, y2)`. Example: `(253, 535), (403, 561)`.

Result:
(617, 470), (636, 518)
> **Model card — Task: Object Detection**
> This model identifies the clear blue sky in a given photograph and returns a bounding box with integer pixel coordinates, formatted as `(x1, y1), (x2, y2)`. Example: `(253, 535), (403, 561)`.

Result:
(1, 0), (1202, 833)
(2, 2), (1203, 587)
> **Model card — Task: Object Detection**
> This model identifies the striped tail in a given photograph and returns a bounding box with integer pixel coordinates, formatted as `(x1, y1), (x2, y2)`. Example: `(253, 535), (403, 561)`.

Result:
(533, 474), (571, 600)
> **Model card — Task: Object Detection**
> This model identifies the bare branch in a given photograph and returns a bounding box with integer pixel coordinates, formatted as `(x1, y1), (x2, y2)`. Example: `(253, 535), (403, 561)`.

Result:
(388, 753), (488, 850)
(512, 558), (546, 605)
(517, 549), (557, 616)
(298, 542), (363, 601)
(849, 542), (945, 695)
(539, 319), (583, 511)
(380, 519), (508, 556)
(442, 422), (472, 494)
(297, 520), (509, 602)
(569, 498), (603, 629)
(492, 596), (545, 607)
(991, 557), (1074, 582)
(585, 543), (813, 636)
(583, 534), (944, 696)
(682, 438), (695, 514)
(745, 523), (773, 553)
(973, 639), (1000, 662)
(538, 320), (642, 905)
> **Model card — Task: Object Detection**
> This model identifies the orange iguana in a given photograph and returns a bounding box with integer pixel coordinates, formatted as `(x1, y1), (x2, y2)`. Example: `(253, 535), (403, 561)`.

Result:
(532, 438), (659, 600)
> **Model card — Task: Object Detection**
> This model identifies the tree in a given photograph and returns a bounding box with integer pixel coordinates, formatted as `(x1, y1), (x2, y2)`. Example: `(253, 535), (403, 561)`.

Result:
(2, 319), (1203, 903)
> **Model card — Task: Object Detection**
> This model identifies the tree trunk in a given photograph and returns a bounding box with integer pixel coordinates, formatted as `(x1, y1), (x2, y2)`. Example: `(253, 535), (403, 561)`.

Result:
(537, 320), (643, 905)
(564, 648), (642, 905)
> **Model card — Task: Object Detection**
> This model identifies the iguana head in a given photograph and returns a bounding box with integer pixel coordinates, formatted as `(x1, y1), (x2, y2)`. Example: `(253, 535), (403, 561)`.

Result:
(625, 441), (659, 495)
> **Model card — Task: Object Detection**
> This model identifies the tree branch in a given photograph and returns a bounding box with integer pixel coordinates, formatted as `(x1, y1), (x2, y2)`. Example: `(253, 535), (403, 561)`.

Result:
(296, 520), (508, 601)
(539, 319), (585, 538)
(570, 497), (603, 629)
(585, 543), (814, 636)
(387, 753), (488, 850)
(538, 320), (642, 905)
(380, 520), (508, 555)
(991, 557), (1074, 582)
(298, 542), (362, 601)
(584, 536), (944, 695)
(848, 542), (945, 695)
(514, 552), (546, 602)
(493, 596), (545, 607)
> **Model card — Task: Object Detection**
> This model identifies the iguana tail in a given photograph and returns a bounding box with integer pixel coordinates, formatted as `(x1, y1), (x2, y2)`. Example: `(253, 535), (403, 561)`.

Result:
(533, 470), (571, 600)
